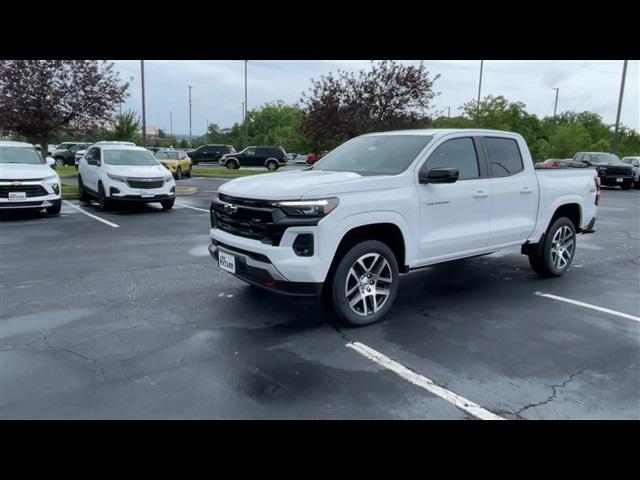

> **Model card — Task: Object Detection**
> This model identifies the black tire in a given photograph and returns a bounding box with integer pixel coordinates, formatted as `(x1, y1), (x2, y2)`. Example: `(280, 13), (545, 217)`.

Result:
(265, 159), (278, 171)
(528, 217), (576, 277)
(176, 167), (182, 180)
(97, 183), (110, 211)
(54, 157), (64, 168)
(161, 198), (175, 210)
(186, 166), (192, 178)
(46, 200), (61, 215)
(78, 176), (91, 204)
(226, 159), (239, 170)
(635, 181), (640, 190)
(330, 240), (399, 327)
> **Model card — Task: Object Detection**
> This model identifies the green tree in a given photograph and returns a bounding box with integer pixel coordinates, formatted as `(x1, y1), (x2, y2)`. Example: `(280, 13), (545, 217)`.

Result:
(548, 123), (592, 158)
(108, 110), (141, 143)
(246, 101), (313, 153)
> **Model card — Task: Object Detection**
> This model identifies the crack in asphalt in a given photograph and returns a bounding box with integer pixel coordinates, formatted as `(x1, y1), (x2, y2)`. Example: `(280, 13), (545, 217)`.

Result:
(509, 369), (587, 419)
(42, 335), (106, 378)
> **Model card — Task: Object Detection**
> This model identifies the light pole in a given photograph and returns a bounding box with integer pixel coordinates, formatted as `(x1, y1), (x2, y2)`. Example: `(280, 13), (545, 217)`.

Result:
(244, 60), (248, 149)
(447, 106), (451, 118)
(552, 88), (560, 118)
(612, 60), (628, 155)
(188, 85), (193, 148)
(476, 60), (484, 120)
(140, 60), (147, 147)
(169, 111), (173, 139)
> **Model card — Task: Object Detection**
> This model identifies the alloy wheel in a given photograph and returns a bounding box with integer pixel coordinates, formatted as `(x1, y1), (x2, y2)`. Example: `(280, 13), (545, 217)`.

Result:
(345, 253), (393, 316)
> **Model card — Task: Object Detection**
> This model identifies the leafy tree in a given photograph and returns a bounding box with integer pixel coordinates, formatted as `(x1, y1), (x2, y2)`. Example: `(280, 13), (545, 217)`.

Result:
(0, 60), (129, 157)
(300, 60), (440, 150)
(107, 109), (141, 143)
(246, 101), (312, 153)
(547, 123), (592, 158)
(178, 138), (189, 149)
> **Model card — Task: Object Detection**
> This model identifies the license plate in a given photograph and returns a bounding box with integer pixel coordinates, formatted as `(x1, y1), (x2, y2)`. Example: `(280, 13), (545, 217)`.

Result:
(141, 191), (155, 198)
(218, 250), (236, 273)
(8, 192), (26, 200)
(616, 178), (623, 183)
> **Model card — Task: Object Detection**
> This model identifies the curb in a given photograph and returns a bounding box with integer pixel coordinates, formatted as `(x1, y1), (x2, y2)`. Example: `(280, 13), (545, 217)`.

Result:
(176, 186), (198, 196)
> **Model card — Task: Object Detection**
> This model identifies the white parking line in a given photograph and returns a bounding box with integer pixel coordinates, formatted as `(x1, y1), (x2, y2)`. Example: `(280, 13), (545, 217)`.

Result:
(62, 201), (119, 228)
(176, 202), (209, 213)
(534, 292), (640, 322)
(346, 342), (505, 420)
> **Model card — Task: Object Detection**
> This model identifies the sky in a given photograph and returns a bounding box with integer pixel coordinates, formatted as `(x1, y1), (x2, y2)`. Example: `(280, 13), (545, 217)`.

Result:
(111, 60), (639, 136)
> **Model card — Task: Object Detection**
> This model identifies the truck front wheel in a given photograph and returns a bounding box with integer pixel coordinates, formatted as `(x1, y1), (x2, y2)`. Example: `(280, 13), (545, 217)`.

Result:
(528, 217), (576, 277)
(329, 240), (399, 327)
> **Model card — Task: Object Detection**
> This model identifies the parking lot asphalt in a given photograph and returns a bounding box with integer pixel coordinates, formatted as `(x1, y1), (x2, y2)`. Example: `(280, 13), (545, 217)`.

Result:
(1, 179), (638, 419)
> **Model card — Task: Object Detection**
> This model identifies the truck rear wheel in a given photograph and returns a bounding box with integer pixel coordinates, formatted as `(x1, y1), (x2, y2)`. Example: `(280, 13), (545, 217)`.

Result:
(528, 217), (576, 277)
(330, 240), (399, 327)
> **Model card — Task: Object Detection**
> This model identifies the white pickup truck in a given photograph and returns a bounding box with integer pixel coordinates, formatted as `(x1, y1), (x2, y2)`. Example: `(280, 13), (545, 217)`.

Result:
(209, 129), (599, 326)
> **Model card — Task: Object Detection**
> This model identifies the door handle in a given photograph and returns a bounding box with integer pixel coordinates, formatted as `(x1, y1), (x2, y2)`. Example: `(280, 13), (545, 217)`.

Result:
(473, 190), (489, 198)
(520, 187), (533, 194)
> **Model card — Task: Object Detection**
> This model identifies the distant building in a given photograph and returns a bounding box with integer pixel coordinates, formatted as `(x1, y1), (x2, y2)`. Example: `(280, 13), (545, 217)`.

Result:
(144, 125), (164, 144)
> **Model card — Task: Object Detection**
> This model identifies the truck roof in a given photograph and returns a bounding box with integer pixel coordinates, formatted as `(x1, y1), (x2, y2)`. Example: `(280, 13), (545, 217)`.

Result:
(0, 140), (34, 148)
(364, 128), (522, 138)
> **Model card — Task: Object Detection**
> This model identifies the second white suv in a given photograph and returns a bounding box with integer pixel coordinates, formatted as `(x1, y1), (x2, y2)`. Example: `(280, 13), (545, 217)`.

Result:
(77, 144), (176, 210)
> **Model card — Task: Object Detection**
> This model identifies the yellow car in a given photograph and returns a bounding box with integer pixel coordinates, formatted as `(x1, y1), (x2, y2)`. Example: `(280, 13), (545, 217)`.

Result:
(154, 149), (192, 179)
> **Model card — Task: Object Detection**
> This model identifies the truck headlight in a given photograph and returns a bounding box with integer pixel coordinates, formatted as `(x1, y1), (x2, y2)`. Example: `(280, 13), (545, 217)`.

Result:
(107, 173), (127, 183)
(276, 198), (339, 217)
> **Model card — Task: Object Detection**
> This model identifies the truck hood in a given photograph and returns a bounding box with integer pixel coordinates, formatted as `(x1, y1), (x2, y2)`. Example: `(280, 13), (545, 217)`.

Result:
(218, 169), (406, 200)
(0, 163), (58, 180)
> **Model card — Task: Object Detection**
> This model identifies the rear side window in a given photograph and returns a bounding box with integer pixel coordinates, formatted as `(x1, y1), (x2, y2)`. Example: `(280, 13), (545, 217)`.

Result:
(425, 137), (479, 180)
(485, 137), (524, 177)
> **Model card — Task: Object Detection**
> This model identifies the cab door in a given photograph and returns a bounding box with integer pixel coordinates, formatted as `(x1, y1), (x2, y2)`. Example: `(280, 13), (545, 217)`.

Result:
(417, 136), (492, 261)
(243, 147), (258, 166)
(81, 147), (101, 192)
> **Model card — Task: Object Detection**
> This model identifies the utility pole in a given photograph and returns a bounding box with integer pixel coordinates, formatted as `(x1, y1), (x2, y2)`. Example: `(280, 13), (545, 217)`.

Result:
(447, 106), (451, 118)
(188, 85), (193, 148)
(612, 60), (628, 155)
(552, 88), (560, 118)
(140, 60), (147, 147)
(206, 118), (209, 136)
(169, 111), (173, 139)
(476, 60), (484, 120)
(244, 60), (248, 149)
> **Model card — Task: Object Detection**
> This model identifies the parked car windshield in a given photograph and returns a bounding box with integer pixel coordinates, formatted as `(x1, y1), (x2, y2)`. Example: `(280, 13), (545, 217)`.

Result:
(0, 146), (44, 164)
(103, 150), (160, 166)
(155, 150), (182, 160)
(313, 135), (433, 175)
(589, 153), (624, 165)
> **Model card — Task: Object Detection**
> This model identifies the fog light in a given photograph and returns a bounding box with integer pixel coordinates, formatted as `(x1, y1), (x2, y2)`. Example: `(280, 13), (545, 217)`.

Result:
(52, 184), (60, 195)
(293, 233), (314, 257)
(110, 187), (120, 195)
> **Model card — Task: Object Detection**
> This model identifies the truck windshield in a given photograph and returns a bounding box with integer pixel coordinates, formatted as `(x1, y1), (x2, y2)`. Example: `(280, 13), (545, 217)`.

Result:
(590, 154), (623, 165)
(0, 146), (44, 164)
(104, 150), (159, 166)
(313, 135), (433, 175)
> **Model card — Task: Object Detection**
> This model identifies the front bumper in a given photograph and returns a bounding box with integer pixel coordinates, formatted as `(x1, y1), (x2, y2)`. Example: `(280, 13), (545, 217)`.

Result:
(106, 178), (176, 202)
(209, 241), (322, 296)
(599, 174), (634, 186)
(0, 179), (61, 210)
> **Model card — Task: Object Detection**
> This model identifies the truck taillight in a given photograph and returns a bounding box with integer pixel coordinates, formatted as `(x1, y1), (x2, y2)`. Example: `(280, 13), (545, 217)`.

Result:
(595, 176), (601, 206)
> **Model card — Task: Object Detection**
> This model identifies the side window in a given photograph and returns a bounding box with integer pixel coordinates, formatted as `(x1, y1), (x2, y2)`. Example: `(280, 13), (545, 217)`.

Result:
(86, 148), (99, 163)
(245, 148), (256, 157)
(424, 137), (479, 181)
(575, 154), (583, 162)
(156, 152), (168, 159)
(485, 137), (524, 178)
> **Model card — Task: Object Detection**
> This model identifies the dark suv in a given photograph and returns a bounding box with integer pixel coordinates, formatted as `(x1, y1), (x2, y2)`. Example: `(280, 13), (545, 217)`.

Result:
(187, 144), (235, 165)
(573, 152), (635, 189)
(52, 142), (92, 167)
(220, 146), (287, 170)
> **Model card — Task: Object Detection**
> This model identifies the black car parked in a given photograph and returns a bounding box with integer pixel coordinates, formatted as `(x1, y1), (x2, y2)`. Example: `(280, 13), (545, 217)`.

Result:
(219, 146), (288, 170)
(573, 152), (635, 189)
(52, 142), (93, 167)
(187, 144), (235, 164)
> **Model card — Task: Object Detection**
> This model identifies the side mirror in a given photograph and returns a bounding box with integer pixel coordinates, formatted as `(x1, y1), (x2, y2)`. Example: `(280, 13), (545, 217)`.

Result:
(419, 167), (459, 184)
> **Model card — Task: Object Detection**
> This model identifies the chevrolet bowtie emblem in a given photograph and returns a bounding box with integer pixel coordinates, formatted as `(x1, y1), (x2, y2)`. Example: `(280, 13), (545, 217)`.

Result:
(11, 181), (22, 186)
(224, 204), (238, 214)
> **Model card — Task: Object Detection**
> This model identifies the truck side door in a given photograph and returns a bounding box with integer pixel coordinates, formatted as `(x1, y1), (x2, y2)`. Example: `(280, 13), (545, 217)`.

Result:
(417, 136), (492, 260)
(484, 136), (539, 246)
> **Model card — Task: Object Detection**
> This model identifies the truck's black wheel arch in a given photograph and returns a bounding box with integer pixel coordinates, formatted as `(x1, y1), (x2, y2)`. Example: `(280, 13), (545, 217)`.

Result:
(321, 223), (406, 305)
(523, 202), (582, 257)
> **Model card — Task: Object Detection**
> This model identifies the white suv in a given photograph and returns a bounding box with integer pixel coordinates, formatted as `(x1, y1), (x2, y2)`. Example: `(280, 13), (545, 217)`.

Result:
(0, 141), (62, 215)
(77, 144), (176, 210)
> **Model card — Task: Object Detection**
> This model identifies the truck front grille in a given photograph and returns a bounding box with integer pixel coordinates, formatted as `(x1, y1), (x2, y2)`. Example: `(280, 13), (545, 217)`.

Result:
(212, 194), (286, 245)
